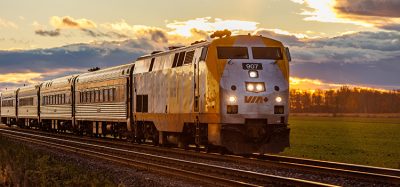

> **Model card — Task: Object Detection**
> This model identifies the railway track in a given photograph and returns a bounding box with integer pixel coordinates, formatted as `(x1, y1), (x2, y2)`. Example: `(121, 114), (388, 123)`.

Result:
(0, 127), (334, 187)
(1, 126), (399, 186)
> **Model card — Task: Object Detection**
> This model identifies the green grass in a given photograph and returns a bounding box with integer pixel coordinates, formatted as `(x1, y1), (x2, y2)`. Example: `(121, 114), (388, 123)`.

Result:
(0, 136), (116, 186)
(282, 116), (400, 169)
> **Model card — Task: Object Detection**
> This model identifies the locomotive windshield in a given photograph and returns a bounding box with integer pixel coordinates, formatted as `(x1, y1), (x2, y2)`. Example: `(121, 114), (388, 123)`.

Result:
(217, 47), (249, 59)
(252, 47), (283, 60)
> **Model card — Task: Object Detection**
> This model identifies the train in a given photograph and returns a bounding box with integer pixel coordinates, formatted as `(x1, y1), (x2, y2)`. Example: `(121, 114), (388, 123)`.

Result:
(0, 34), (291, 154)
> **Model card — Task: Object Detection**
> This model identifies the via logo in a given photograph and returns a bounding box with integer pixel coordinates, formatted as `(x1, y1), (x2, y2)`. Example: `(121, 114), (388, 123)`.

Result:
(244, 96), (268, 103)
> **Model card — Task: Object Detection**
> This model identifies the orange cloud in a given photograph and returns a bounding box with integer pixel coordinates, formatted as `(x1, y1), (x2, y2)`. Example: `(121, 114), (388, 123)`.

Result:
(291, 0), (400, 30)
(0, 72), (43, 84)
(50, 16), (97, 29)
(0, 17), (18, 29)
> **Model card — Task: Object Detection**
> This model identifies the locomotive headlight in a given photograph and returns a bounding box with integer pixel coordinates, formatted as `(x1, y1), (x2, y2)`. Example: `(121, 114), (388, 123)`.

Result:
(249, 70), (258, 78)
(275, 96), (282, 103)
(246, 82), (265, 92)
(256, 83), (264, 92)
(228, 96), (237, 103)
(246, 84), (255, 91)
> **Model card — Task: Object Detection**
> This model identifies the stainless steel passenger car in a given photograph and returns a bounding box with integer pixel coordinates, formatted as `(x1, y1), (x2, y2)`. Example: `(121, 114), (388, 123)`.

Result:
(0, 88), (18, 126)
(40, 75), (77, 131)
(17, 84), (40, 128)
(74, 64), (134, 137)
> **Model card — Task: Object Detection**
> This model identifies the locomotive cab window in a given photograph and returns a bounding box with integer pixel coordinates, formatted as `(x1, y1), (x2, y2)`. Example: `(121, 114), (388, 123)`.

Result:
(252, 47), (283, 60)
(217, 47), (248, 59)
(184, 50), (194, 65)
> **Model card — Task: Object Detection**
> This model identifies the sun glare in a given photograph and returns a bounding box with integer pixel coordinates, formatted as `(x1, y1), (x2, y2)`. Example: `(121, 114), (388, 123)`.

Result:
(295, 0), (373, 27)
(289, 77), (390, 92)
(166, 17), (258, 37)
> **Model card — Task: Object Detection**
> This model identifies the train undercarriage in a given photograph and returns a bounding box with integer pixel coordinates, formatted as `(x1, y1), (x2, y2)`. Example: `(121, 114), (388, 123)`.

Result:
(1, 116), (289, 154)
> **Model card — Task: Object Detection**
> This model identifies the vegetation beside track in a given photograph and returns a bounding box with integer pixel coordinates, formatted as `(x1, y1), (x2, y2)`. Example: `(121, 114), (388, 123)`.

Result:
(282, 116), (400, 169)
(0, 136), (116, 186)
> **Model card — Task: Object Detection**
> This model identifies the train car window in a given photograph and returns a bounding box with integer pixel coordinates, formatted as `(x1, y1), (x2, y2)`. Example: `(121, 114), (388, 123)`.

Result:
(113, 88), (116, 101)
(149, 58), (155, 72)
(84, 91), (87, 103)
(217, 47), (248, 59)
(2, 100), (13, 107)
(93, 90), (97, 102)
(184, 50), (194, 65)
(99, 90), (103, 102)
(91, 91), (94, 103)
(172, 53), (179, 68)
(109, 88), (115, 102)
(252, 47), (283, 60)
(135, 95), (148, 112)
(96, 90), (100, 102)
(177, 52), (186, 67)
(142, 95), (148, 113)
(136, 95), (143, 112)
(200, 47), (208, 61)
(104, 89), (109, 102)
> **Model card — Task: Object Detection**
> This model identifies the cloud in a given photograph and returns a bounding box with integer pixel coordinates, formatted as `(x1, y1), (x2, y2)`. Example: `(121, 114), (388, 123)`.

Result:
(291, 0), (400, 30)
(166, 17), (258, 37)
(80, 28), (128, 39)
(0, 38), (167, 90)
(288, 31), (400, 88)
(379, 24), (400, 31)
(101, 21), (170, 42)
(35, 29), (61, 37)
(0, 72), (43, 84)
(253, 29), (304, 46)
(334, 0), (400, 18)
(50, 16), (97, 29)
(0, 17), (18, 29)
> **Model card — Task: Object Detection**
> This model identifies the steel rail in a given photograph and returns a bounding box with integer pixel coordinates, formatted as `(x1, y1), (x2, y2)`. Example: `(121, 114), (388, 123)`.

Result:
(0, 128), (335, 187)
(2, 126), (399, 185)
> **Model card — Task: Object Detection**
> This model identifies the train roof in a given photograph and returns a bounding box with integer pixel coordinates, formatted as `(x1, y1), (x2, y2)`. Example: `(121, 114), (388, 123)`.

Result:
(19, 84), (39, 92)
(41, 74), (78, 90)
(136, 35), (285, 61)
(1, 87), (18, 97)
(76, 63), (134, 84)
(137, 40), (210, 61)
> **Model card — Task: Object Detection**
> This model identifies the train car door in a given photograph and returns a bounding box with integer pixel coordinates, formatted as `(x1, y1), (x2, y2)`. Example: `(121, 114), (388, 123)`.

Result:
(127, 65), (135, 132)
(194, 50), (201, 145)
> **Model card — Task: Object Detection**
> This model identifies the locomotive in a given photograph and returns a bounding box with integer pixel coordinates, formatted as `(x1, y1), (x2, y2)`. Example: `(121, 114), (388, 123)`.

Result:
(1, 34), (291, 154)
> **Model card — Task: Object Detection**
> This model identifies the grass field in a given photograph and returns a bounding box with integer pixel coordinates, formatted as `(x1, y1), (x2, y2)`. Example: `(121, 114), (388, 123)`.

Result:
(281, 116), (400, 169)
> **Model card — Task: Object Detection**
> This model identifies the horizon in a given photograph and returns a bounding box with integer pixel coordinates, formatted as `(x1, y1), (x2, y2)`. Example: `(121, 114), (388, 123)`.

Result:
(1, 0), (399, 91)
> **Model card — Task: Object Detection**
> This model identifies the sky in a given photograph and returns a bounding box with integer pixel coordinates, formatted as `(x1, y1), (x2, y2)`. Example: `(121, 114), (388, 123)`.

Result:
(0, 0), (399, 91)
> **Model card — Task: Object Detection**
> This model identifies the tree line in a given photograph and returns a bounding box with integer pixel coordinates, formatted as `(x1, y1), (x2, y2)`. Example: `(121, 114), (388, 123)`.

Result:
(290, 86), (400, 113)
